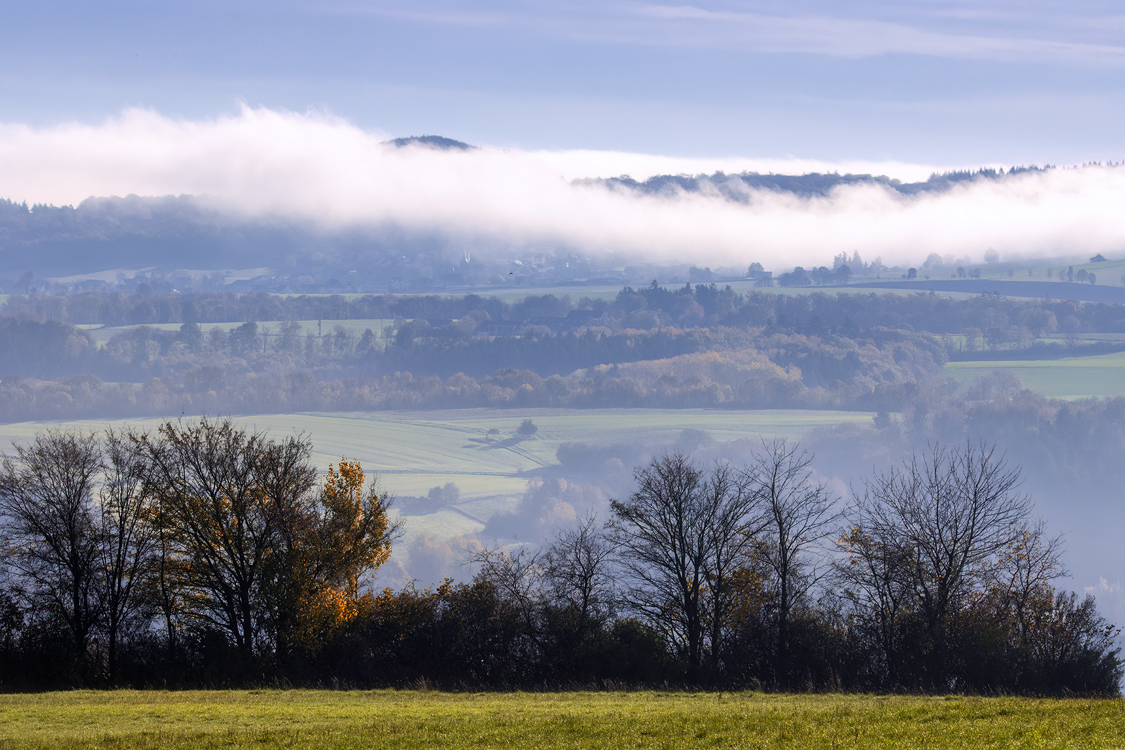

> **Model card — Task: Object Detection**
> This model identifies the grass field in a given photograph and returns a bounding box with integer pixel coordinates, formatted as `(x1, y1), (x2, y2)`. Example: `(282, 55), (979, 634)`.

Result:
(946, 351), (1125, 399)
(0, 690), (1120, 749)
(0, 409), (871, 499)
(77, 319), (397, 348)
(0, 409), (873, 544)
(487, 280), (979, 301)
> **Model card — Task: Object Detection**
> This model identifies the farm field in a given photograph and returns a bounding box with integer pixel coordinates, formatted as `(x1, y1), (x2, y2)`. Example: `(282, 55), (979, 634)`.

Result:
(0, 408), (872, 500)
(492, 280), (977, 300)
(0, 408), (873, 545)
(945, 351), (1125, 399)
(77, 319), (396, 348)
(0, 690), (1119, 749)
(754, 284), (977, 299)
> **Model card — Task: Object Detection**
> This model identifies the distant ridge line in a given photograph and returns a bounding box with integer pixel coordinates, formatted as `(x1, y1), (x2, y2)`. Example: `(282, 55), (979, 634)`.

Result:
(386, 135), (475, 150)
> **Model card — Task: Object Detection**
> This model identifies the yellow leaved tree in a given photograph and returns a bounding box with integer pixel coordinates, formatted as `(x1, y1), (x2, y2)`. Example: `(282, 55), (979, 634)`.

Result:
(270, 459), (400, 657)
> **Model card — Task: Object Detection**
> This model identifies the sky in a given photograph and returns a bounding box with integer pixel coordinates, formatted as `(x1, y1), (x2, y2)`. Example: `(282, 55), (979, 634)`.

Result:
(2, 1), (1125, 268)
(3, 0), (1125, 165)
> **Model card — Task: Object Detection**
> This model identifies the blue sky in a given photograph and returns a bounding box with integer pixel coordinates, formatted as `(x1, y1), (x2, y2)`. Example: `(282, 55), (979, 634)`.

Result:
(3, 0), (1125, 164)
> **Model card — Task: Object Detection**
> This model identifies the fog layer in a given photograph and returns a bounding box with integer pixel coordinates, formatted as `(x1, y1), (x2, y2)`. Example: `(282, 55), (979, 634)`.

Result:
(1, 107), (1121, 267)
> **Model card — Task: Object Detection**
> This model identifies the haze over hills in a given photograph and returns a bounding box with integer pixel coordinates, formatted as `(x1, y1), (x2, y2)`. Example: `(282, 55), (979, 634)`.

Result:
(2, 108), (1125, 280)
(600, 165), (1052, 200)
(0, 154), (1104, 294)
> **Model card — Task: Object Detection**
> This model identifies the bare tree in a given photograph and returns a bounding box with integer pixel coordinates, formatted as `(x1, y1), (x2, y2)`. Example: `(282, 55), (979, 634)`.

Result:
(743, 439), (838, 685)
(610, 453), (759, 675)
(542, 512), (615, 631)
(701, 463), (765, 673)
(984, 518), (1067, 671)
(137, 418), (318, 656)
(836, 522), (916, 687)
(466, 543), (543, 636)
(0, 431), (103, 674)
(97, 430), (157, 681)
(850, 440), (1032, 688)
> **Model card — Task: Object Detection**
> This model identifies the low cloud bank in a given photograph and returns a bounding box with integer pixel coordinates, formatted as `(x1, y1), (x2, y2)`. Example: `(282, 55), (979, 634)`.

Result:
(0, 106), (1121, 268)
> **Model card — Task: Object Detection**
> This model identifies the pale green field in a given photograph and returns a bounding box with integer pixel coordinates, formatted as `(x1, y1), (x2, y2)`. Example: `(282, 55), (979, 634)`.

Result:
(271, 281), (978, 304)
(946, 351), (1125, 399)
(1002, 256), (1125, 285)
(0, 409), (872, 543)
(489, 281), (967, 301)
(0, 408), (872, 500)
(0, 690), (1120, 749)
(758, 285), (978, 298)
(77, 319), (395, 347)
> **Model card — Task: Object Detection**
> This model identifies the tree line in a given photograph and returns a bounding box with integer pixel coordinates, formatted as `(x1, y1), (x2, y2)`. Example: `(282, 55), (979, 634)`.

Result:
(0, 423), (1116, 694)
(4, 284), (1125, 423)
(0, 341), (936, 425)
(8, 284), (1125, 338)
(0, 419), (397, 686)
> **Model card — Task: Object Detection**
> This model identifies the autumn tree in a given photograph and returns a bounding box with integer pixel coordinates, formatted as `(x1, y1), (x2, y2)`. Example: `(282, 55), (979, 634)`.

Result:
(267, 459), (399, 657)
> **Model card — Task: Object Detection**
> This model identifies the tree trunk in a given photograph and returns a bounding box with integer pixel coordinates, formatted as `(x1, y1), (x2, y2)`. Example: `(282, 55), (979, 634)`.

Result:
(776, 569), (789, 688)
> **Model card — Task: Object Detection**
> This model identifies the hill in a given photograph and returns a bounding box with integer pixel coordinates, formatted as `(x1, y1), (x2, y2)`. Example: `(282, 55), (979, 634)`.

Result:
(386, 135), (475, 150)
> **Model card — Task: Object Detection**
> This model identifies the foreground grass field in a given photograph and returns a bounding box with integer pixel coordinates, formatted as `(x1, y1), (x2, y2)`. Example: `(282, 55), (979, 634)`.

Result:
(0, 690), (1120, 749)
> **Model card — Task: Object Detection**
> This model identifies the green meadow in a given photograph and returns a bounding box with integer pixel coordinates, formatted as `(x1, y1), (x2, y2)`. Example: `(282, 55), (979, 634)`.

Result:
(946, 351), (1125, 399)
(0, 690), (1119, 749)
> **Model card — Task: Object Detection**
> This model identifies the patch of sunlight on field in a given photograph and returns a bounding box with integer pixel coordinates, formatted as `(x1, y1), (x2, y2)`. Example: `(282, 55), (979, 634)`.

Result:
(0, 690), (1120, 750)
(0, 408), (872, 499)
(946, 352), (1125, 399)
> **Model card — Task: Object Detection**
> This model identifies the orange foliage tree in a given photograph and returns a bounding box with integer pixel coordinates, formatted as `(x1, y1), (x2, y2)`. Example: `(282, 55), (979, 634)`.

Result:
(267, 459), (400, 657)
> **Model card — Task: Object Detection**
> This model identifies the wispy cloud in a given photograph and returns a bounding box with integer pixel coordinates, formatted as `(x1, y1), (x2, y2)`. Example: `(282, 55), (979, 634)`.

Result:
(634, 4), (1125, 64)
(325, 1), (1125, 65)
(326, 5), (515, 27)
(0, 107), (1122, 268)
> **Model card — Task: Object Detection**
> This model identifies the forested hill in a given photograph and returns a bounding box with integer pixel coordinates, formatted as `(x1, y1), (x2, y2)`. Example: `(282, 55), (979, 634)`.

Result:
(0, 161), (1054, 283)
(599, 165), (1050, 200)
(385, 135), (475, 150)
(0, 196), (314, 275)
